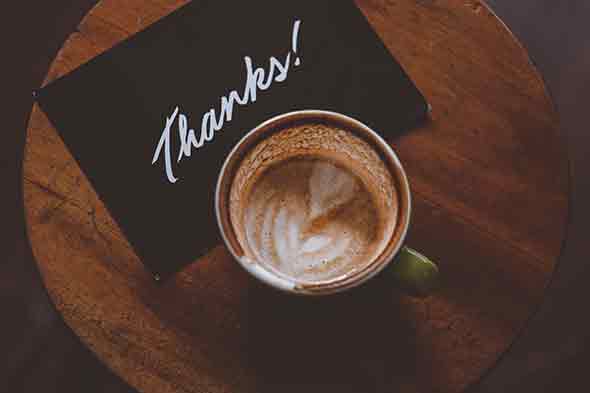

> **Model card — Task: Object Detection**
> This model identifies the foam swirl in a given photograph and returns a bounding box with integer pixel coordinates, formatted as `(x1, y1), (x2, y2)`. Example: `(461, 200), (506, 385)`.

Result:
(244, 158), (380, 282)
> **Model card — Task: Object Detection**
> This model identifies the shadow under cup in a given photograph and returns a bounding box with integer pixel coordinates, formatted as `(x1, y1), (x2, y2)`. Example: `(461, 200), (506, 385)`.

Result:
(216, 111), (411, 295)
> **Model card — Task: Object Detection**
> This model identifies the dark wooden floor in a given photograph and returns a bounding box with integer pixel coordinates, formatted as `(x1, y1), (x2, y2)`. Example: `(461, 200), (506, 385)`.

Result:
(1, 1), (590, 392)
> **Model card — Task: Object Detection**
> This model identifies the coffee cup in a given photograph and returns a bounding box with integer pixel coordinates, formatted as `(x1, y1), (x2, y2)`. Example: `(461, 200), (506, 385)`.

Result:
(215, 110), (438, 296)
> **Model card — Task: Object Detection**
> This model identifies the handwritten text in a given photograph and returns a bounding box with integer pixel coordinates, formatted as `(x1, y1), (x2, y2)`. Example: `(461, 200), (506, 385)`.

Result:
(152, 20), (302, 183)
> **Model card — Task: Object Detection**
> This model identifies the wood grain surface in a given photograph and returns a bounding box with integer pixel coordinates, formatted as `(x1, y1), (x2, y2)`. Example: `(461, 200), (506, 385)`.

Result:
(22, 1), (569, 393)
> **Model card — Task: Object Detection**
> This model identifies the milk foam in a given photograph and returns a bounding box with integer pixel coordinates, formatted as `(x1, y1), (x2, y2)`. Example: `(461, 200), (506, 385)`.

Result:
(243, 158), (382, 282)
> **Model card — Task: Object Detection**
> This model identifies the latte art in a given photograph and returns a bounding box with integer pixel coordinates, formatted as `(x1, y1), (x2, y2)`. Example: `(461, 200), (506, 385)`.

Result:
(227, 120), (399, 286)
(243, 158), (383, 282)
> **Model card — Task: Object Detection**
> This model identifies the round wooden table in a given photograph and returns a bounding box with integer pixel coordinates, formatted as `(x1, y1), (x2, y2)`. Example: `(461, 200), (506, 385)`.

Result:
(23, 1), (569, 392)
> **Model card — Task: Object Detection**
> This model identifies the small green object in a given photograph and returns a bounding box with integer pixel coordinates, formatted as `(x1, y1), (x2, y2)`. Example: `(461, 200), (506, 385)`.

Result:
(390, 246), (439, 297)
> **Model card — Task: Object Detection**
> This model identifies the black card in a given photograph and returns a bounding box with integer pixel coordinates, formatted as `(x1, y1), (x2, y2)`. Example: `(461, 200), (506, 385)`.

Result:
(36, 0), (428, 280)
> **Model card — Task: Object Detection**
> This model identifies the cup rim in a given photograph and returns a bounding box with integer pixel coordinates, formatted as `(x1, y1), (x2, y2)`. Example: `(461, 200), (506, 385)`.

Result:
(215, 110), (412, 295)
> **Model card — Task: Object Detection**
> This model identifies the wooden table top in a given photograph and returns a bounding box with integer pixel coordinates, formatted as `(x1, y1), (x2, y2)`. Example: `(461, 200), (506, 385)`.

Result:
(22, 1), (569, 393)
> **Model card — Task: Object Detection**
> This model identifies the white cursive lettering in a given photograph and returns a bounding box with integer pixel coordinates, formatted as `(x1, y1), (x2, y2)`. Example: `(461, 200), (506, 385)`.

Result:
(152, 20), (302, 184)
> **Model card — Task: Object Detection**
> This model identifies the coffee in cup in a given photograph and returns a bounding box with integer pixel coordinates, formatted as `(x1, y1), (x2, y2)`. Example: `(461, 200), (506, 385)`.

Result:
(216, 110), (437, 296)
(229, 121), (399, 285)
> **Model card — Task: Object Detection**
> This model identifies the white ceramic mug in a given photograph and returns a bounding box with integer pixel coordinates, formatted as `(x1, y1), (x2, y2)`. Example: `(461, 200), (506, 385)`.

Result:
(215, 110), (438, 296)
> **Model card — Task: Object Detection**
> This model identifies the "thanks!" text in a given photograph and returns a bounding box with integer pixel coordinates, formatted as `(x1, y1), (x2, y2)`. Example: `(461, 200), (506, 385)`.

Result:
(152, 20), (302, 184)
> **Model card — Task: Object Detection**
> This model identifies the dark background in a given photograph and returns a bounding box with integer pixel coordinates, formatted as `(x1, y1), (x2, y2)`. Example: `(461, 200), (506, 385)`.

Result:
(1, 1), (588, 392)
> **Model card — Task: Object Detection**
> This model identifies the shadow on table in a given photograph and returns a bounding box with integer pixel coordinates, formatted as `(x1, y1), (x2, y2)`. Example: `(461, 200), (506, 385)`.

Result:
(244, 274), (420, 393)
